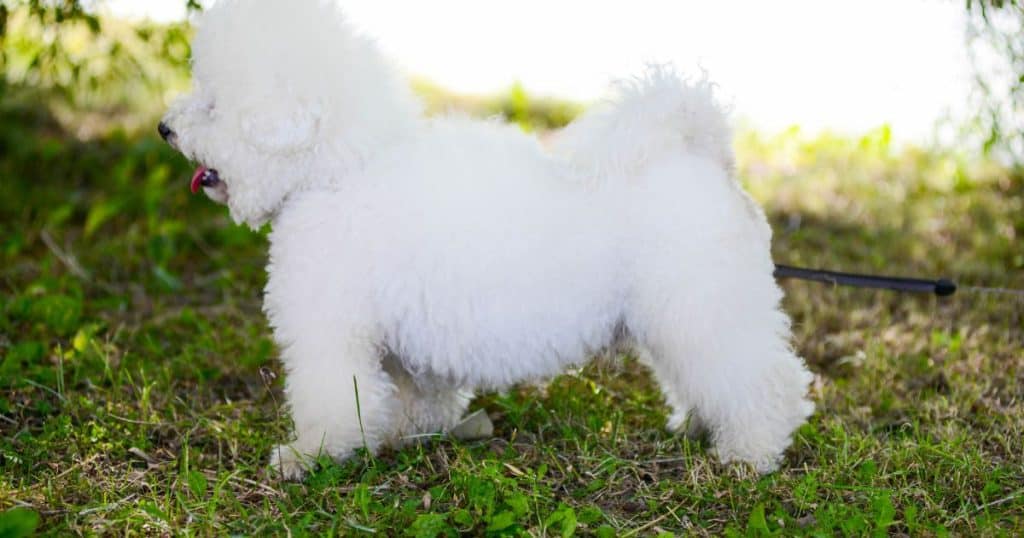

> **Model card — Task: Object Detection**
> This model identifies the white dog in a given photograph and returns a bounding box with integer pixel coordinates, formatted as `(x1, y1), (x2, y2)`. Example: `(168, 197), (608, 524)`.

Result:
(160, 0), (814, 480)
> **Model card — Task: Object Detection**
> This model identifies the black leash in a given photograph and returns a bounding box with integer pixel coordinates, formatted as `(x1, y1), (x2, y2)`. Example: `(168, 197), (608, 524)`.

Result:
(774, 264), (958, 297)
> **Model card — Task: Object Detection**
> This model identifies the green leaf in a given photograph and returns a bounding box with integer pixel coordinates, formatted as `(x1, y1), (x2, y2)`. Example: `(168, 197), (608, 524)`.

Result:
(47, 204), (74, 227)
(746, 503), (770, 536)
(904, 504), (918, 532)
(352, 483), (371, 520)
(30, 294), (82, 336)
(84, 200), (121, 238)
(793, 473), (819, 508)
(505, 492), (529, 517)
(152, 265), (182, 292)
(83, 14), (101, 33)
(465, 477), (496, 514)
(559, 509), (577, 538)
(141, 501), (167, 523)
(871, 492), (896, 531)
(485, 511), (516, 532)
(6, 340), (45, 364)
(408, 513), (450, 538)
(577, 506), (603, 525)
(186, 470), (207, 498)
(544, 505), (578, 537)
(857, 460), (877, 481)
(0, 508), (40, 538)
(451, 509), (474, 527)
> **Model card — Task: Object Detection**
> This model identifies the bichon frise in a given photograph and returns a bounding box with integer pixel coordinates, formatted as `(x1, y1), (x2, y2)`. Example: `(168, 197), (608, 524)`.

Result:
(159, 0), (814, 480)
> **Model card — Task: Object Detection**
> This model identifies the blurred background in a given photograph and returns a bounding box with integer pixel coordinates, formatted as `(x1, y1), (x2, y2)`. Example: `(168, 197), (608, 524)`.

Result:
(99, 0), (981, 142)
(2, 0), (1020, 297)
(5, 0), (1024, 147)
(1, 1), (1022, 534)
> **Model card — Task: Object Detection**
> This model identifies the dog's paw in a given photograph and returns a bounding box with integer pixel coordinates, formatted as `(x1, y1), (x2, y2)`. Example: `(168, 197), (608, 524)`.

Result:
(667, 411), (707, 441)
(268, 445), (313, 481)
(712, 446), (782, 475)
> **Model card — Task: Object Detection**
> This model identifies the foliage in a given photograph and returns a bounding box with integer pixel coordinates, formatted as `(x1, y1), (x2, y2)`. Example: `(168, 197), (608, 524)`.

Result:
(965, 0), (1024, 164)
(1, 3), (195, 137)
(0, 508), (40, 538)
(414, 78), (584, 131)
(0, 5), (579, 139)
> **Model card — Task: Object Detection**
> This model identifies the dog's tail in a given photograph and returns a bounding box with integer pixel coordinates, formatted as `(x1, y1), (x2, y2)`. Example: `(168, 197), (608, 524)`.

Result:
(550, 65), (733, 177)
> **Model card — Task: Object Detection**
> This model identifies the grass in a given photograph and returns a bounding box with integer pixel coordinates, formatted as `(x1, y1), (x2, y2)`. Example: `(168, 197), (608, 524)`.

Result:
(2, 78), (1023, 536)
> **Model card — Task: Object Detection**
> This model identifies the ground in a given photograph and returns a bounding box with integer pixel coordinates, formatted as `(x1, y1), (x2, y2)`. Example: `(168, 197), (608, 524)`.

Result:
(0, 95), (1022, 536)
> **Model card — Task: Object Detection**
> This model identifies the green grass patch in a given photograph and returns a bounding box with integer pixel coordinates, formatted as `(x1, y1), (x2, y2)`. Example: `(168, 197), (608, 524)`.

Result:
(2, 62), (1023, 536)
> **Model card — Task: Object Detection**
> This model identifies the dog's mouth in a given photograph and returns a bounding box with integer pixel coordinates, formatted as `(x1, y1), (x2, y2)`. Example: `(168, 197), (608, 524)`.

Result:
(190, 165), (229, 204)
(190, 166), (220, 194)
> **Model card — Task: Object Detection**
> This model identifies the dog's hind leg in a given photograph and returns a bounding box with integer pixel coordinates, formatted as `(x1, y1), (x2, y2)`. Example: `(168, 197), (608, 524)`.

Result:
(631, 276), (815, 473)
(381, 353), (472, 445)
(635, 345), (704, 438)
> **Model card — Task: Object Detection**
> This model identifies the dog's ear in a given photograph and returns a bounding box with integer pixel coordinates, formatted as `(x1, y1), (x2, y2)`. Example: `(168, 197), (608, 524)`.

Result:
(240, 100), (321, 154)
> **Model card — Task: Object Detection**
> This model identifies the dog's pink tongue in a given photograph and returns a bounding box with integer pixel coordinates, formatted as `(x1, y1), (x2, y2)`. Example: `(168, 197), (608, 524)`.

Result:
(190, 166), (208, 194)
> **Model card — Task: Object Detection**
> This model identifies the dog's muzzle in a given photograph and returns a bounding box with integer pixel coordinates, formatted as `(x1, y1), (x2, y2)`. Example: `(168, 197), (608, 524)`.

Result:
(158, 122), (222, 196)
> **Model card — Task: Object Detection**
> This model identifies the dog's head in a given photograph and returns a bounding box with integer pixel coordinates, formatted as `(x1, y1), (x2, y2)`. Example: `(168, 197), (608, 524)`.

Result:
(159, 0), (419, 228)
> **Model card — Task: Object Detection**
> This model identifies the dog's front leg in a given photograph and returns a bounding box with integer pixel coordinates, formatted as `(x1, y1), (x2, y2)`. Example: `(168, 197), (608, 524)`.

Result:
(268, 337), (395, 480)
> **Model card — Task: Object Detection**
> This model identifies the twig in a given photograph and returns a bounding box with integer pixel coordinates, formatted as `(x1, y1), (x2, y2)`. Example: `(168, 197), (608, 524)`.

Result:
(203, 469), (286, 498)
(621, 512), (669, 537)
(230, 475), (286, 498)
(78, 494), (137, 515)
(345, 519), (377, 533)
(53, 454), (101, 481)
(108, 414), (170, 426)
(644, 457), (688, 464)
(10, 499), (68, 516)
(974, 489), (1024, 514)
(23, 378), (66, 403)
(40, 230), (90, 280)
(128, 447), (157, 465)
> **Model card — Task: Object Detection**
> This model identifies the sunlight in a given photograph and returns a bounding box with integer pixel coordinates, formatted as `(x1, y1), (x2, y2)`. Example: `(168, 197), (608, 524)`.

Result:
(101, 0), (972, 141)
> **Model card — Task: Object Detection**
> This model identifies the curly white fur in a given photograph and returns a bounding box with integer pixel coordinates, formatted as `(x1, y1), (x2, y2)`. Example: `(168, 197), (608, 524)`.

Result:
(161, 0), (814, 480)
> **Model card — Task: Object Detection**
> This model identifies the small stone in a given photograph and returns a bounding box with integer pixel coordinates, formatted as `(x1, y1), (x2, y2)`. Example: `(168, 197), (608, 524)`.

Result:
(448, 409), (494, 441)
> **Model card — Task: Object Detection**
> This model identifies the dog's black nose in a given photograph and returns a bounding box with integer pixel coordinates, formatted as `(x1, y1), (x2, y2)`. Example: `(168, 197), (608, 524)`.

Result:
(157, 122), (173, 141)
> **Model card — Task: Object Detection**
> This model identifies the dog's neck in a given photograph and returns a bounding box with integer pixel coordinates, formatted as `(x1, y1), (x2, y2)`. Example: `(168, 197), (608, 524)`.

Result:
(260, 69), (425, 226)
(265, 114), (420, 222)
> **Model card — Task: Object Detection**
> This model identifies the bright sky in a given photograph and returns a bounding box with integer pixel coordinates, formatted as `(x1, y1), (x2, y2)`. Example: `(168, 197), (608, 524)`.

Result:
(104, 0), (973, 141)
